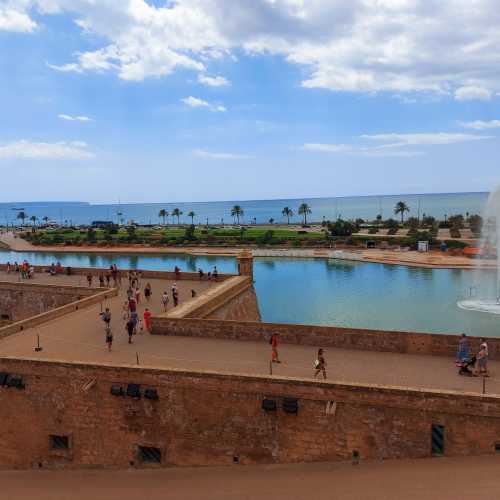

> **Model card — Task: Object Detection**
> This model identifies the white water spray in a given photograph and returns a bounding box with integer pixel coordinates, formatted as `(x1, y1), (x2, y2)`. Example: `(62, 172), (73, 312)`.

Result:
(457, 187), (500, 314)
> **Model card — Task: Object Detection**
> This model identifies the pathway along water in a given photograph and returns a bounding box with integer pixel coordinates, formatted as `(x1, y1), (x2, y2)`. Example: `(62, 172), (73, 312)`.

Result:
(1, 249), (499, 337)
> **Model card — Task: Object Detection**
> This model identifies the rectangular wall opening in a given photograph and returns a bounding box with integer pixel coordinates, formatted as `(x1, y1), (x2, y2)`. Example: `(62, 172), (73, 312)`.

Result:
(431, 424), (445, 456)
(50, 435), (70, 450)
(138, 446), (162, 464)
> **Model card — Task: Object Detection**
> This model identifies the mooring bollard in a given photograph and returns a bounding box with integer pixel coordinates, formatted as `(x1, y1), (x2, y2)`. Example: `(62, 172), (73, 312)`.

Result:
(269, 360), (272, 375)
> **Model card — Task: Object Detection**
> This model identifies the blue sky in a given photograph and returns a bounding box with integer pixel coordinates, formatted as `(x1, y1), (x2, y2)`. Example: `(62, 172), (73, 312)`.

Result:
(1, 0), (500, 203)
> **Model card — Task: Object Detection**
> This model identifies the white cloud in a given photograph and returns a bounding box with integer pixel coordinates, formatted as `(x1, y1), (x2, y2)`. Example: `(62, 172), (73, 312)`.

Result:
(303, 131), (493, 157)
(361, 132), (493, 146)
(303, 143), (424, 158)
(303, 143), (352, 153)
(0, 140), (94, 159)
(197, 74), (230, 87)
(10, 1), (500, 100)
(182, 96), (226, 112)
(0, 4), (37, 32)
(47, 62), (83, 73)
(194, 149), (252, 160)
(454, 86), (492, 101)
(460, 120), (500, 130)
(58, 114), (93, 122)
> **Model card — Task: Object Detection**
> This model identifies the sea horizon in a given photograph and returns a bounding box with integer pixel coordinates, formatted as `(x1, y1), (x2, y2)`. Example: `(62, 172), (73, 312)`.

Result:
(0, 191), (490, 226)
(0, 190), (490, 208)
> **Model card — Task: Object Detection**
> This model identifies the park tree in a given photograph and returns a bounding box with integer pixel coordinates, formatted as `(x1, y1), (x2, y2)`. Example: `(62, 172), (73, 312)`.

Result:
(231, 205), (244, 224)
(282, 207), (294, 224)
(158, 209), (168, 225)
(328, 219), (356, 237)
(298, 203), (311, 225)
(468, 214), (483, 235)
(394, 201), (410, 223)
(172, 208), (183, 224)
(16, 211), (27, 226)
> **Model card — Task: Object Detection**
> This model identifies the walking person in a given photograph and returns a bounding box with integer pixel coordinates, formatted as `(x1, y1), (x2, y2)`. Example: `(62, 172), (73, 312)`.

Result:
(126, 317), (135, 344)
(101, 308), (112, 329)
(130, 311), (138, 336)
(314, 348), (327, 379)
(143, 308), (152, 333)
(475, 343), (489, 377)
(213, 266), (218, 281)
(456, 334), (470, 363)
(105, 326), (113, 352)
(128, 296), (137, 314)
(173, 289), (179, 307)
(98, 274), (105, 287)
(144, 282), (152, 302)
(271, 333), (281, 363)
(161, 291), (169, 311)
(122, 300), (129, 320)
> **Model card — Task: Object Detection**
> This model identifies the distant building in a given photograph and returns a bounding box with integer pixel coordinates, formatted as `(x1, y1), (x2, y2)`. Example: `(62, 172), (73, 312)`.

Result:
(91, 220), (114, 228)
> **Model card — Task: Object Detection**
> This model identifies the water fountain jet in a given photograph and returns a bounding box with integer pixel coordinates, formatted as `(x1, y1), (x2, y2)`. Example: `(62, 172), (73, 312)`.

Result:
(457, 187), (500, 314)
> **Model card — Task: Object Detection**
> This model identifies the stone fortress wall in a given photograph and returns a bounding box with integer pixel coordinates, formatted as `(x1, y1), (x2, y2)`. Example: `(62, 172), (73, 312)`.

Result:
(151, 317), (498, 359)
(0, 357), (499, 469)
(0, 282), (100, 322)
(0, 253), (500, 469)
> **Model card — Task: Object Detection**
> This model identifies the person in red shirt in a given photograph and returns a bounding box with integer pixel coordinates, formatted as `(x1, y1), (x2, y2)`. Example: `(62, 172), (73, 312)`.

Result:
(271, 333), (281, 363)
(143, 308), (152, 333)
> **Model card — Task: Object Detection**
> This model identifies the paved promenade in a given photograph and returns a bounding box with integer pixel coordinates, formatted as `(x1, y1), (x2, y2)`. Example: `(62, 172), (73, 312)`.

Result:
(2, 455), (500, 500)
(1, 231), (496, 268)
(0, 271), (497, 396)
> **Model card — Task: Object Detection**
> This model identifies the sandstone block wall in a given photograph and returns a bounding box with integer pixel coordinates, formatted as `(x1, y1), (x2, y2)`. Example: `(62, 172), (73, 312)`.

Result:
(0, 282), (98, 321)
(0, 285), (117, 340)
(0, 357), (499, 469)
(151, 317), (495, 359)
(205, 285), (261, 321)
(158, 276), (261, 322)
(0, 264), (233, 282)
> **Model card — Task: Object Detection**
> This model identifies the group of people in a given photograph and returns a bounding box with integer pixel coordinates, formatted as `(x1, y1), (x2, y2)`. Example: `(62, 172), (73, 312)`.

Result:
(456, 334), (489, 377)
(198, 266), (218, 281)
(87, 264), (122, 288)
(270, 332), (328, 379)
(4, 260), (35, 279)
(100, 266), (194, 350)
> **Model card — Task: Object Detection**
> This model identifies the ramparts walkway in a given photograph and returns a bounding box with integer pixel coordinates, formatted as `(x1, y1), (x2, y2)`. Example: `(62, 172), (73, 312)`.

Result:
(0, 270), (498, 396)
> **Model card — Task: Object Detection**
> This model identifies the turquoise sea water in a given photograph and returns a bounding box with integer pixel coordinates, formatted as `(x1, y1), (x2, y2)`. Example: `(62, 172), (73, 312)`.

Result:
(1, 250), (499, 338)
(0, 192), (488, 226)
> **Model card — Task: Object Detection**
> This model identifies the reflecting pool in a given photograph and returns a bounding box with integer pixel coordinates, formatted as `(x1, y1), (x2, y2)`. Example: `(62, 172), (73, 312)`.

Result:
(1, 250), (498, 337)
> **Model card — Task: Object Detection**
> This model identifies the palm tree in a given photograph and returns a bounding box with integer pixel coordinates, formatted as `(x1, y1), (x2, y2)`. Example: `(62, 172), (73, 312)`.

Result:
(188, 211), (196, 224)
(298, 203), (311, 225)
(30, 215), (37, 227)
(42, 216), (49, 226)
(172, 208), (183, 224)
(394, 201), (410, 224)
(16, 211), (27, 226)
(158, 209), (168, 225)
(282, 207), (294, 224)
(231, 205), (244, 224)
